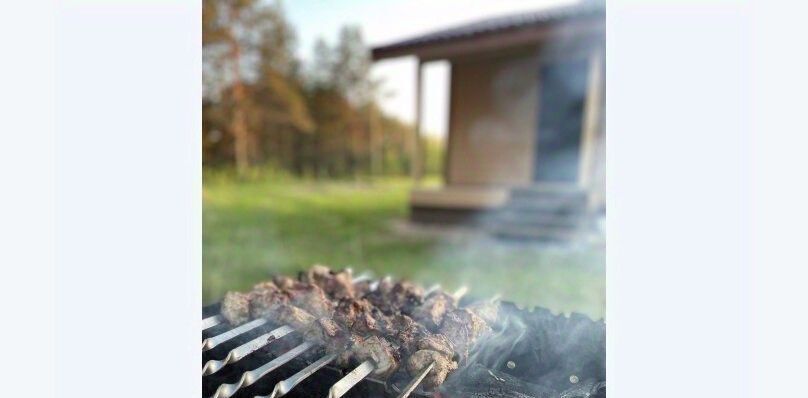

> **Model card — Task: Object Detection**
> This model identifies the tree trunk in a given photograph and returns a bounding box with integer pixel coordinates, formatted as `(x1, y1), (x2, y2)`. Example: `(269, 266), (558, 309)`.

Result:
(369, 106), (382, 175)
(227, 9), (250, 177)
(231, 87), (250, 176)
(292, 132), (304, 176)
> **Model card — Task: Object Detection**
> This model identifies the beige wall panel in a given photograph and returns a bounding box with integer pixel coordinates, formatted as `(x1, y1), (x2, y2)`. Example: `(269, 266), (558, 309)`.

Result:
(447, 51), (538, 186)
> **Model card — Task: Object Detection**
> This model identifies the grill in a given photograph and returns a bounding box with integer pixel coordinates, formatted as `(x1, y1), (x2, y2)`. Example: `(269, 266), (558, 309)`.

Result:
(202, 274), (606, 398)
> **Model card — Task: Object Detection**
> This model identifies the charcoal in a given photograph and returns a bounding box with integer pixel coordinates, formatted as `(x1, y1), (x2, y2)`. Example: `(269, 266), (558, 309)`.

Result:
(470, 303), (605, 394)
(440, 363), (558, 398)
(558, 379), (606, 398)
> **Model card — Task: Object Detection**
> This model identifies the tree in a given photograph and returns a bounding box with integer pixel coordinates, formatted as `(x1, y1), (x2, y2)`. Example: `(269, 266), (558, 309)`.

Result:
(203, 0), (309, 175)
(332, 26), (374, 106)
(305, 28), (381, 177)
(203, 0), (253, 175)
(203, 3), (416, 179)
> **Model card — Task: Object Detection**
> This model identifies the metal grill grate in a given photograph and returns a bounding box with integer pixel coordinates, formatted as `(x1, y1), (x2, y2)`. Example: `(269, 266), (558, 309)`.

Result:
(202, 274), (442, 398)
(201, 275), (606, 398)
(202, 303), (438, 398)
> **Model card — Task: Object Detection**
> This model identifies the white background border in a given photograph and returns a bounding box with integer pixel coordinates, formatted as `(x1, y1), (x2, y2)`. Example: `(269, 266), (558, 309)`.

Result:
(1, 1), (807, 397)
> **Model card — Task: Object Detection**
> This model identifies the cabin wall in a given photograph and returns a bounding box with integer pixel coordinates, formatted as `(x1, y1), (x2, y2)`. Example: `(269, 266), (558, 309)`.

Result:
(446, 50), (539, 186)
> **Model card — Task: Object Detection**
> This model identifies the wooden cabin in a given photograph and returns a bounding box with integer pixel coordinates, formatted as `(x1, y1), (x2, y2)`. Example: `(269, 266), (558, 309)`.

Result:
(371, 1), (605, 240)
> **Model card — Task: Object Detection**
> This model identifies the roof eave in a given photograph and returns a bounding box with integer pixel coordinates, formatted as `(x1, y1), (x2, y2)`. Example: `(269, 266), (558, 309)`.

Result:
(371, 16), (603, 62)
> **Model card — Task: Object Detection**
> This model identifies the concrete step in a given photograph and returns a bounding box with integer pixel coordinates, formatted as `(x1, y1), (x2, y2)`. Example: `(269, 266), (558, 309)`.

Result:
(505, 197), (588, 214)
(485, 184), (594, 241)
(508, 185), (588, 202)
(490, 224), (584, 241)
(494, 209), (588, 229)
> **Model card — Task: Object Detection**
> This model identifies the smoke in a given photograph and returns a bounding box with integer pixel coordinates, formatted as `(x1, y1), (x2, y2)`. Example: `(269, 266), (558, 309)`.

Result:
(465, 310), (530, 371)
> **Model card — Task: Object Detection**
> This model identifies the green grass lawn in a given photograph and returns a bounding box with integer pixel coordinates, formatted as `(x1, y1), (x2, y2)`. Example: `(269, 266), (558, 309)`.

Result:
(203, 170), (605, 319)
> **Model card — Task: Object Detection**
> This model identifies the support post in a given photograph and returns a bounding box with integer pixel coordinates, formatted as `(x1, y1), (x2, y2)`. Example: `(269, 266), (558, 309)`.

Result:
(578, 48), (604, 190)
(413, 59), (423, 184)
(578, 47), (605, 211)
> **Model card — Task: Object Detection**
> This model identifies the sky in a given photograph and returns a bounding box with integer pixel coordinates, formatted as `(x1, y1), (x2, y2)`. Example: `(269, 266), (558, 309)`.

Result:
(282, 0), (575, 137)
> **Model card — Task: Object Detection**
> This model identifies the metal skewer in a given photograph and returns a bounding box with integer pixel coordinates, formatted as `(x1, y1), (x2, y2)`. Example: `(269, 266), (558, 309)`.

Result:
(452, 285), (469, 301)
(212, 341), (314, 398)
(424, 284), (441, 295)
(203, 325), (295, 376)
(327, 360), (376, 398)
(203, 315), (225, 331)
(257, 353), (338, 398)
(369, 276), (389, 292)
(203, 318), (267, 351)
(396, 362), (435, 398)
(351, 272), (372, 284)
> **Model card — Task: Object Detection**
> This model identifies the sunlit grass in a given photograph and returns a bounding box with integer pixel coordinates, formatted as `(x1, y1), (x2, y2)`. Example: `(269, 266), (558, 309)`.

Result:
(203, 169), (605, 318)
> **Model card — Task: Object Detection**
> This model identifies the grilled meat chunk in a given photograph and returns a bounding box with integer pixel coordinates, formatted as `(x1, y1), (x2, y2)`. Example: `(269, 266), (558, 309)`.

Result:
(380, 314), (429, 356)
(350, 335), (400, 378)
(252, 281), (278, 292)
(376, 276), (394, 294)
(416, 334), (455, 359)
(439, 309), (492, 362)
(217, 265), (501, 387)
(221, 291), (251, 325)
(466, 299), (500, 326)
(302, 265), (355, 299)
(353, 279), (373, 298)
(411, 291), (456, 331)
(406, 349), (458, 390)
(285, 282), (333, 318)
(302, 317), (346, 344)
(272, 275), (299, 290)
(391, 281), (425, 312)
(248, 284), (289, 318)
(333, 297), (382, 335)
(366, 280), (424, 315)
(269, 303), (317, 330)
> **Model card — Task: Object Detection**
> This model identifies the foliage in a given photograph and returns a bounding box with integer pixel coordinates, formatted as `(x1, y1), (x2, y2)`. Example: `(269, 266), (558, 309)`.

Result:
(203, 0), (415, 177)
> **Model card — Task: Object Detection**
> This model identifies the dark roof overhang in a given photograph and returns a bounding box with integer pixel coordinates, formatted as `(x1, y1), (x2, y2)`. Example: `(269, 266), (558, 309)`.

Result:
(371, 1), (605, 61)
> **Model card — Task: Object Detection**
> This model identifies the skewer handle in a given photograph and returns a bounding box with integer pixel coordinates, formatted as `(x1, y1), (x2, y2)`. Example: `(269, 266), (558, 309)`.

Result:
(203, 325), (294, 376)
(212, 341), (314, 398)
(203, 315), (224, 331)
(203, 318), (267, 351)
